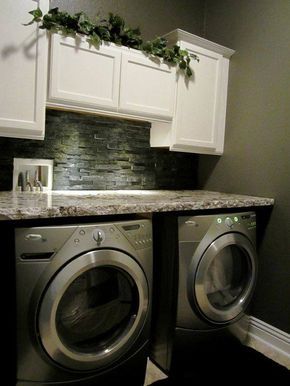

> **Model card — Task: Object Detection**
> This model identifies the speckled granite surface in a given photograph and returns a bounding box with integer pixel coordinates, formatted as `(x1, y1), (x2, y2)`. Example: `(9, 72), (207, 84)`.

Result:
(0, 190), (274, 220)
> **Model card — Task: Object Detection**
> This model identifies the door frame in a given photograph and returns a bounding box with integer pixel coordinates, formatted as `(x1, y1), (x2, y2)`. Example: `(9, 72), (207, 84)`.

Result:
(38, 249), (149, 371)
(187, 233), (257, 324)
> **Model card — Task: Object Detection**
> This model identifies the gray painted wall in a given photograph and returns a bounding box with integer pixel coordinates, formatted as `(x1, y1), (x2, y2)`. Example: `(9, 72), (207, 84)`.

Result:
(199, 0), (290, 332)
(50, 0), (205, 40)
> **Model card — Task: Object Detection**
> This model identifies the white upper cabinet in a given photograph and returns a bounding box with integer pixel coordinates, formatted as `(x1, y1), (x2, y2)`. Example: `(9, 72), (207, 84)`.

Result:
(1, 16), (233, 150)
(47, 35), (175, 122)
(47, 34), (121, 112)
(171, 43), (227, 153)
(119, 51), (175, 120)
(150, 29), (235, 155)
(0, 0), (49, 140)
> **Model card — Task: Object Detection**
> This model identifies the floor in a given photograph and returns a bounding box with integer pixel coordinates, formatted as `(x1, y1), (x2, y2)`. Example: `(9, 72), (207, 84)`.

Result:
(144, 346), (289, 385)
(144, 360), (168, 385)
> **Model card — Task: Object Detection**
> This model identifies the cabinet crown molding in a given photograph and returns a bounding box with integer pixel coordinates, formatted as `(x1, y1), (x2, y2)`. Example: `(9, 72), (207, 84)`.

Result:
(164, 29), (235, 59)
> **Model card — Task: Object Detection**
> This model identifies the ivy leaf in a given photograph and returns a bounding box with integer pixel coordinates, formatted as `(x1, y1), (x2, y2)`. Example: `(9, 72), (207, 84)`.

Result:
(173, 45), (180, 54)
(186, 66), (193, 77)
(29, 8), (43, 19)
(41, 14), (57, 30)
(95, 26), (111, 41)
(78, 16), (94, 35)
(87, 32), (101, 47)
(142, 41), (153, 53)
(179, 59), (187, 70)
(23, 8), (43, 26)
(179, 49), (188, 58)
(48, 7), (59, 15)
(122, 27), (142, 48)
(108, 13), (125, 30)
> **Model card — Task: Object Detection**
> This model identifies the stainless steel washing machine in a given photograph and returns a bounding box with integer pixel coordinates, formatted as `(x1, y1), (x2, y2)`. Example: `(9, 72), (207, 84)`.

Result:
(150, 211), (258, 377)
(16, 219), (152, 385)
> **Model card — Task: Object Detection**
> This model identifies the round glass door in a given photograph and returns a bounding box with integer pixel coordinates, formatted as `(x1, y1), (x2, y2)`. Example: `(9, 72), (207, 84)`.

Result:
(192, 233), (257, 324)
(56, 267), (138, 353)
(38, 249), (149, 370)
(205, 245), (250, 308)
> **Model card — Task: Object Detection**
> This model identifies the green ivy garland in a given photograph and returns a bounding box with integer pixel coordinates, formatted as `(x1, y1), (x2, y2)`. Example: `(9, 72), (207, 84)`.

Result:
(25, 7), (199, 77)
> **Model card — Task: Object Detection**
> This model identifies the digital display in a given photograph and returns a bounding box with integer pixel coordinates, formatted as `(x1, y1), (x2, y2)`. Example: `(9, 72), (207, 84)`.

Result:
(122, 224), (140, 231)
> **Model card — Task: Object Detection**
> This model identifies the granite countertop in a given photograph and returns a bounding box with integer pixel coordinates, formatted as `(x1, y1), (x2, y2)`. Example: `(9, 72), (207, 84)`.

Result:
(0, 190), (274, 221)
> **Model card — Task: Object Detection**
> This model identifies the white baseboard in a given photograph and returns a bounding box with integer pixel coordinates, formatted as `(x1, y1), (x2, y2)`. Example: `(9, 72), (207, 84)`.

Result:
(245, 316), (290, 370)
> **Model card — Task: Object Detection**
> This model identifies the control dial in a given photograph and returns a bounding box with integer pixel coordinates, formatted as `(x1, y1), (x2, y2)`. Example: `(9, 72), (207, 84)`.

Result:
(93, 228), (105, 245)
(225, 217), (234, 228)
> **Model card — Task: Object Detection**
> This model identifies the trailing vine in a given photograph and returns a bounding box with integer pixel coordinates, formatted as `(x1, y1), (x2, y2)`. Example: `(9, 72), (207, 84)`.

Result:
(24, 7), (199, 77)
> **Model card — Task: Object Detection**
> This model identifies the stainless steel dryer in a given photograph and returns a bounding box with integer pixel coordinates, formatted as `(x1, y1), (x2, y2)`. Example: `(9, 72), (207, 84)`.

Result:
(16, 219), (152, 385)
(150, 211), (258, 377)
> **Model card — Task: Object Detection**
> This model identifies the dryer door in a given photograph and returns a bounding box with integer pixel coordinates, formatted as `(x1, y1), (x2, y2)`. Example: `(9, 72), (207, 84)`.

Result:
(189, 233), (257, 324)
(38, 249), (149, 371)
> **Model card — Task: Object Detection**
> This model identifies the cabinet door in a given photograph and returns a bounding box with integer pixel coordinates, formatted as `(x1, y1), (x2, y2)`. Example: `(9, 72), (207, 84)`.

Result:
(119, 51), (175, 120)
(0, 0), (48, 139)
(171, 43), (229, 154)
(48, 35), (121, 112)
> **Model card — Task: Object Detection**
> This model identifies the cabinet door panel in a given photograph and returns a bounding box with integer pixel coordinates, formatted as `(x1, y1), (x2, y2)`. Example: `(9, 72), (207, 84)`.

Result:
(119, 52), (175, 120)
(172, 43), (226, 153)
(0, 0), (48, 139)
(48, 35), (121, 111)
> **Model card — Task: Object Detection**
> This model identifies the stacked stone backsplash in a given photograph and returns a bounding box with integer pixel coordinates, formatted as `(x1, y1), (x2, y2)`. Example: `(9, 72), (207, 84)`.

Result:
(0, 110), (198, 191)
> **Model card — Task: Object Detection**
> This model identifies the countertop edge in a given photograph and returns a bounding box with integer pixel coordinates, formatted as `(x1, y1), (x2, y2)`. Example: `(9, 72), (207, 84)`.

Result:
(0, 196), (275, 221)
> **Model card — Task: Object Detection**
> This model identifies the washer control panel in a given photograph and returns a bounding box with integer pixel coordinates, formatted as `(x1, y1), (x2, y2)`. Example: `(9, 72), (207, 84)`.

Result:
(75, 220), (152, 250)
(16, 219), (152, 261)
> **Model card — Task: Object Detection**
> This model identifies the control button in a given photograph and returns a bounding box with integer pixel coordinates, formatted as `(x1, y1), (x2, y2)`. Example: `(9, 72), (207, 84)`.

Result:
(225, 217), (234, 228)
(74, 238), (80, 244)
(110, 227), (115, 233)
(234, 216), (239, 222)
(79, 229), (86, 236)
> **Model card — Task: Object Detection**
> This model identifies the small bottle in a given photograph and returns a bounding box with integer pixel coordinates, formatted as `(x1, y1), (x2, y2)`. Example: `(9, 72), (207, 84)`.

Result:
(17, 172), (25, 192)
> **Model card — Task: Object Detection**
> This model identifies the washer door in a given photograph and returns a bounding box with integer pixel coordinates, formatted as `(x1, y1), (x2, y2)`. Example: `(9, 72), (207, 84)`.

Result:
(38, 249), (149, 371)
(188, 233), (257, 324)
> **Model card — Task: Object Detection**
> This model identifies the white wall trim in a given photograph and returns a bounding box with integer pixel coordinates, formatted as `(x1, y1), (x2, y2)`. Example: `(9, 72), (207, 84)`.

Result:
(245, 316), (290, 370)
